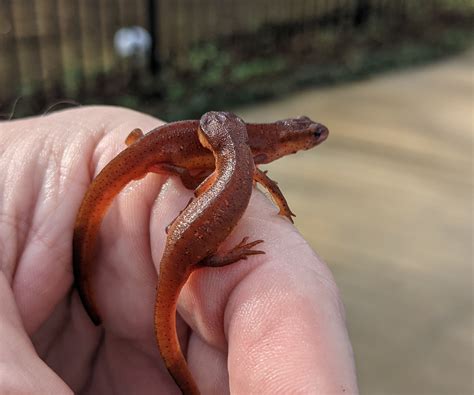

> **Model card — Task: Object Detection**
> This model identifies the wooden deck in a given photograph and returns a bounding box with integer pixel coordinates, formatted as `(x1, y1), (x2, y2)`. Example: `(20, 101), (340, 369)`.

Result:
(237, 49), (473, 394)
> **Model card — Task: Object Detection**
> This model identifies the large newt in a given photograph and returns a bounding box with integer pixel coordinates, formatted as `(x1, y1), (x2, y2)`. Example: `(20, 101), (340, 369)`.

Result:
(72, 112), (328, 394)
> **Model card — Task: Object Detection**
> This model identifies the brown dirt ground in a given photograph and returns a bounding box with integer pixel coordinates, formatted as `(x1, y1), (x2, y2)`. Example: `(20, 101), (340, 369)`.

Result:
(237, 48), (473, 395)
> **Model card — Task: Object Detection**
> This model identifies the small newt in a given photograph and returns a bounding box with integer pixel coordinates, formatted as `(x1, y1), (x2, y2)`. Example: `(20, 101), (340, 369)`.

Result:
(156, 112), (265, 394)
(72, 112), (328, 394)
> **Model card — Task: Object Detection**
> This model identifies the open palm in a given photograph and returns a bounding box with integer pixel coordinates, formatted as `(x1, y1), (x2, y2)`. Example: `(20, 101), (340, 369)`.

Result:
(0, 107), (357, 394)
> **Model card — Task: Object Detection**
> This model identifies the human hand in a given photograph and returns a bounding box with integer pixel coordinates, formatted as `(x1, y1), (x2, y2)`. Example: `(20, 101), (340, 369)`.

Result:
(0, 107), (358, 394)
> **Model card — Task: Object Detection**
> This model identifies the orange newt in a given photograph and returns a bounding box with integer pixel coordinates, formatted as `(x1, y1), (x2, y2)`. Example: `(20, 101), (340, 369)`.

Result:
(72, 112), (328, 394)
(156, 112), (265, 394)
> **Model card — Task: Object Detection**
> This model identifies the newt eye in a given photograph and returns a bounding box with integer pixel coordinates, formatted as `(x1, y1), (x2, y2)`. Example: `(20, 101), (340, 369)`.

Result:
(313, 124), (329, 140)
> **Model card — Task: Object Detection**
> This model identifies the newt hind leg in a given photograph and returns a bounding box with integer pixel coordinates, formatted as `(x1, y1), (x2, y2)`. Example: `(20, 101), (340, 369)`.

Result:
(199, 237), (265, 268)
(149, 163), (205, 190)
(253, 167), (295, 223)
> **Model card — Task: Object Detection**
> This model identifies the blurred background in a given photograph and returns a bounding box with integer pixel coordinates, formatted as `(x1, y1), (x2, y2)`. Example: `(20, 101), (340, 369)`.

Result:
(1, 0), (473, 394)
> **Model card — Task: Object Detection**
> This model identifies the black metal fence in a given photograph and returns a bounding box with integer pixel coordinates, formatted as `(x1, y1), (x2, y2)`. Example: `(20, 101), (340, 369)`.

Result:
(0, 0), (471, 117)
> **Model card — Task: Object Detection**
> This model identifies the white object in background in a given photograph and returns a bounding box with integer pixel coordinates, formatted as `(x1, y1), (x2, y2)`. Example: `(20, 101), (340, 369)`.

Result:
(114, 26), (152, 58)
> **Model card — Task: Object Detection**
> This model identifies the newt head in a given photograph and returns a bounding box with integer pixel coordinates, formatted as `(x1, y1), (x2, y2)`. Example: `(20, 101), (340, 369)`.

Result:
(249, 116), (329, 164)
(198, 111), (247, 151)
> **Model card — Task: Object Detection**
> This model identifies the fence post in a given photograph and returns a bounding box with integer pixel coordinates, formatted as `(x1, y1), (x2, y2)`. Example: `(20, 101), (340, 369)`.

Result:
(148, 0), (160, 75)
(1, 0), (22, 106)
(354, 0), (371, 26)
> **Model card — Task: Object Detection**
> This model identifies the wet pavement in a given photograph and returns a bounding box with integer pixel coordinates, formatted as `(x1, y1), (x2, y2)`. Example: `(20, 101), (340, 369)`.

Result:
(237, 49), (473, 395)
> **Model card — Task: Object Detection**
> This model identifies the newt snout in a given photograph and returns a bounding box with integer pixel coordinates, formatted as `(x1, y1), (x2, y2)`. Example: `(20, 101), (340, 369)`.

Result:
(312, 122), (329, 141)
